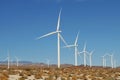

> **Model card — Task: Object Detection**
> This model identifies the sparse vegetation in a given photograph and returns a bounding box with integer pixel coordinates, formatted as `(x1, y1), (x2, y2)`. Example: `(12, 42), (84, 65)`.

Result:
(0, 65), (120, 80)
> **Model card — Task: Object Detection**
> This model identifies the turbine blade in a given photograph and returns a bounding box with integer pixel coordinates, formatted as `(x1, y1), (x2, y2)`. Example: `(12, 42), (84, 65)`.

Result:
(64, 45), (75, 48)
(90, 50), (94, 55)
(79, 51), (84, 53)
(74, 32), (79, 45)
(59, 34), (68, 46)
(36, 31), (57, 40)
(83, 42), (87, 51)
(57, 9), (62, 31)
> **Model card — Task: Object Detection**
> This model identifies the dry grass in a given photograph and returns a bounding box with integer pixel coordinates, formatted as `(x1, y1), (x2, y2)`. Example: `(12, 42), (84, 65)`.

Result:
(0, 65), (120, 80)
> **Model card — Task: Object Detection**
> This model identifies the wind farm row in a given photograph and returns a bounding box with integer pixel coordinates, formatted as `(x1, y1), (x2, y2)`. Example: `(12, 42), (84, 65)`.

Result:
(36, 9), (118, 69)
(0, 9), (118, 70)
(0, 9), (119, 80)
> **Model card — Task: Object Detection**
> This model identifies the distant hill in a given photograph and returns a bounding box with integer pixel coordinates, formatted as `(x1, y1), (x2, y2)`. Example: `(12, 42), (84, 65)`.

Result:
(0, 61), (74, 67)
(0, 61), (33, 64)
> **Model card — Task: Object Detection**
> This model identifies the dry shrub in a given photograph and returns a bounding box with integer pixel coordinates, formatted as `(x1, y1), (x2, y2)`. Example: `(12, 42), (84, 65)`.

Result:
(0, 73), (8, 80)
(18, 76), (27, 80)
(34, 73), (42, 79)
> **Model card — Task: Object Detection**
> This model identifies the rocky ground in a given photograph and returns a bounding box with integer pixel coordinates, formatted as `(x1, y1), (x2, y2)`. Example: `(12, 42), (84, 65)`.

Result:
(0, 65), (120, 80)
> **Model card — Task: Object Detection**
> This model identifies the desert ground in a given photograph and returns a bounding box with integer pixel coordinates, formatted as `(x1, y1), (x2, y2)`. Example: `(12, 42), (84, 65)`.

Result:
(0, 65), (120, 80)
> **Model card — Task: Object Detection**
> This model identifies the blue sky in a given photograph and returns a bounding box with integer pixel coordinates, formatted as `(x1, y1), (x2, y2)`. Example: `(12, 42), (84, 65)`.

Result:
(0, 0), (120, 66)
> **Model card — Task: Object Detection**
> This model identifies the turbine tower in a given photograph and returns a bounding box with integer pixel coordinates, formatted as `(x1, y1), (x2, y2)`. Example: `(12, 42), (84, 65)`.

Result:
(101, 56), (105, 68)
(114, 59), (116, 68)
(80, 43), (88, 67)
(108, 54), (114, 68)
(36, 9), (67, 68)
(89, 50), (94, 67)
(101, 55), (107, 68)
(46, 59), (50, 68)
(64, 32), (79, 66)
(101, 53), (109, 68)
(15, 56), (19, 67)
(7, 50), (10, 69)
(78, 52), (82, 65)
(104, 58), (106, 67)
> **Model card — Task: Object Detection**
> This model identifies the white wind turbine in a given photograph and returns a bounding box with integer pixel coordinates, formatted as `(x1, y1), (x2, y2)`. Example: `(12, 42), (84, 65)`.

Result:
(80, 43), (88, 67)
(102, 55), (107, 68)
(101, 56), (105, 68)
(6, 50), (10, 69)
(101, 54), (109, 68)
(104, 58), (106, 67)
(15, 56), (19, 67)
(114, 59), (116, 68)
(88, 50), (94, 67)
(78, 51), (83, 65)
(36, 9), (67, 68)
(64, 32), (79, 66)
(46, 59), (50, 68)
(108, 54), (114, 68)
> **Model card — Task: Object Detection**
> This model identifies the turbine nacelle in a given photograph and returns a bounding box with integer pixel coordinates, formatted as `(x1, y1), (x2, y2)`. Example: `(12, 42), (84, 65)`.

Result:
(56, 30), (62, 33)
(88, 50), (95, 56)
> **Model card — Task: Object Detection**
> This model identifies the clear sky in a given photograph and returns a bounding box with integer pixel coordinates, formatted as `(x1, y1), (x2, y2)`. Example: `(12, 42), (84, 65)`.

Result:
(0, 0), (120, 66)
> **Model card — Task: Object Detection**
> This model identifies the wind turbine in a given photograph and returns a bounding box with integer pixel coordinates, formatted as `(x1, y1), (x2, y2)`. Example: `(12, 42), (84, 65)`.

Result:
(6, 50), (10, 69)
(88, 50), (94, 67)
(15, 56), (19, 67)
(78, 51), (83, 65)
(108, 54), (114, 68)
(101, 53), (109, 68)
(80, 43), (88, 67)
(104, 58), (106, 67)
(114, 59), (116, 68)
(46, 59), (50, 68)
(64, 32), (79, 66)
(36, 9), (67, 68)
(101, 56), (105, 68)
